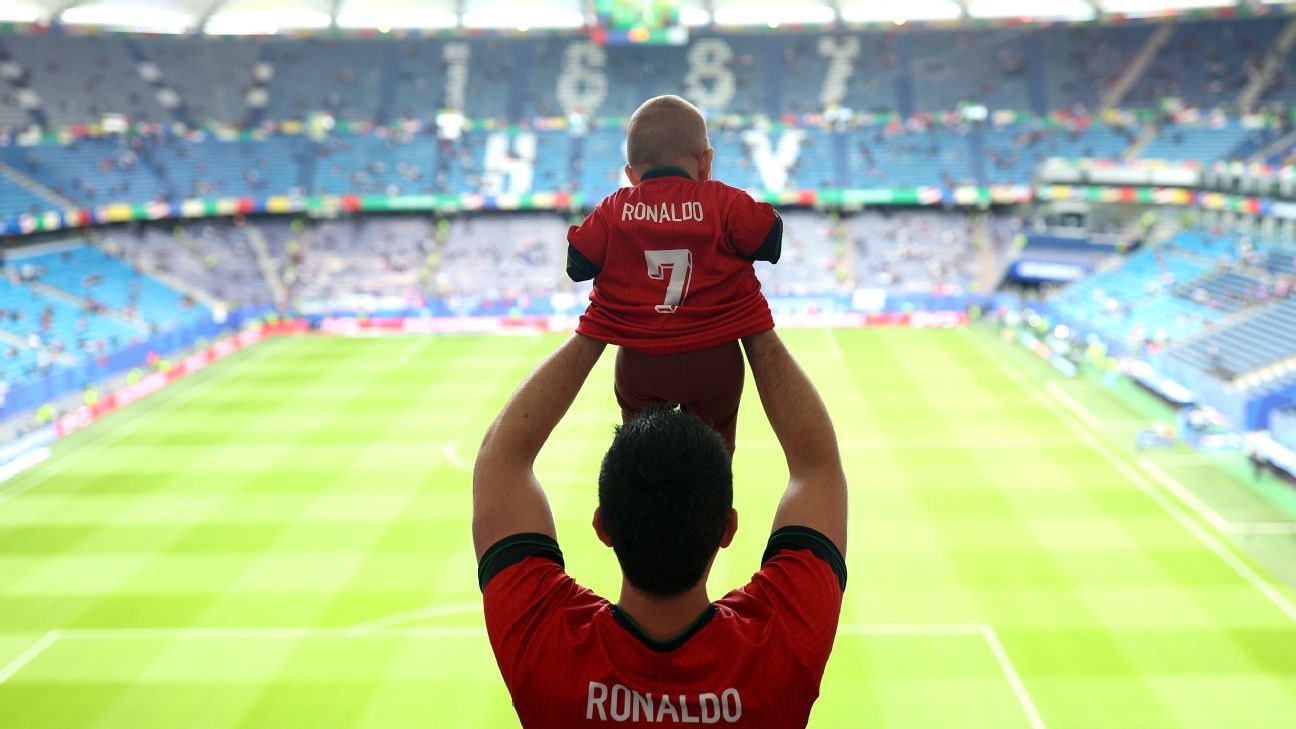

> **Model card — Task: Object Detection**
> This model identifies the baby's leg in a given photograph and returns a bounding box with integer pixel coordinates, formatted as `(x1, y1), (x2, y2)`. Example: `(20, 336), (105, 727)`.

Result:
(679, 344), (743, 456)
(613, 346), (670, 423)
(614, 342), (743, 455)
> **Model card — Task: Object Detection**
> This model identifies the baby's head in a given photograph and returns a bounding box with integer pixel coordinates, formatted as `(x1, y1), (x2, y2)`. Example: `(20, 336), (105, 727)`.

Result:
(624, 95), (713, 184)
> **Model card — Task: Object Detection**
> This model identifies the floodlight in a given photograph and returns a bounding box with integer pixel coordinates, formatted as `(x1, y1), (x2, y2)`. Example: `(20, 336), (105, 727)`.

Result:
(462, 1), (585, 28)
(840, 0), (962, 22)
(0, 2), (42, 23)
(967, 0), (1095, 20)
(712, 0), (837, 26)
(205, 10), (332, 35)
(1099, 0), (1234, 15)
(336, 8), (458, 29)
(62, 3), (196, 33)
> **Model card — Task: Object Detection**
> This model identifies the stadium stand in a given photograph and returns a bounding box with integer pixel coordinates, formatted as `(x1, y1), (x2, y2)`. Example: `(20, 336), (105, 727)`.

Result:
(0, 174), (60, 219)
(0, 138), (170, 205)
(1140, 121), (1251, 162)
(579, 128), (630, 201)
(757, 211), (843, 295)
(0, 20), (1292, 129)
(313, 133), (440, 196)
(1044, 232), (1229, 348)
(6, 111), (1266, 220)
(1124, 18), (1283, 110)
(1042, 24), (1153, 111)
(850, 211), (981, 294)
(18, 245), (205, 332)
(263, 38), (387, 123)
(907, 28), (1032, 114)
(149, 135), (309, 199)
(2, 34), (170, 128)
(1177, 269), (1264, 313)
(1163, 299), (1296, 382)
(0, 246), (151, 373)
(391, 40), (452, 121)
(1037, 229), (1296, 428)
(982, 124), (1134, 184)
(847, 127), (973, 188)
(102, 222), (277, 310)
(436, 214), (570, 300)
(134, 37), (258, 126)
(295, 216), (436, 305)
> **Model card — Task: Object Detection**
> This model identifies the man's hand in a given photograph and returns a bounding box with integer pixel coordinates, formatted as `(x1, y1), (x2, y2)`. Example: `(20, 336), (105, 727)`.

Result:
(742, 330), (847, 553)
(472, 334), (607, 560)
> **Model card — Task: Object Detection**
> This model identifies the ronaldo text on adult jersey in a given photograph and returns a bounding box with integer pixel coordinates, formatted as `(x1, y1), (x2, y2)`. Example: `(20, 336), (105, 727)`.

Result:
(566, 167), (782, 355)
(478, 527), (846, 728)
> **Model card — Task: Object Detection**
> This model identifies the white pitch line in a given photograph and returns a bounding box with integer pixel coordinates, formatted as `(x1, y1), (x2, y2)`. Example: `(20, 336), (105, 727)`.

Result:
(0, 632), (57, 684)
(0, 617), (1050, 727)
(54, 626), (488, 641)
(443, 435), (473, 472)
(1134, 454), (1232, 533)
(963, 330), (1296, 623)
(394, 336), (433, 366)
(1048, 380), (1296, 538)
(836, 623), (983, 636)
(1041, 381), (1233, 526)
(0, 338), (288, 507)
(822, 329), (844, 361)
(981, 625), (1049, 729)
(1044, 382), (1101, 430)
(1226, 522), (1296, 536)
(349, 601), (482, 634)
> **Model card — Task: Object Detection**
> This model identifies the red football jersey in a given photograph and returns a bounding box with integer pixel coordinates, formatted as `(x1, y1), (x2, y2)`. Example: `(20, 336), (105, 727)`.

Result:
(566, 167), (782, 355)
(479, 527), (846, 728)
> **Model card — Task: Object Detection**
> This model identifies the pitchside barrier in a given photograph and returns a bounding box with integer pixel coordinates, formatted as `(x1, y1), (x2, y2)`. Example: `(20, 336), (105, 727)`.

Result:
(0, 305), (278, 422)
(0, 307), (975, 482)
(0, 320), (307, 483)
(315, 311), (971, 337)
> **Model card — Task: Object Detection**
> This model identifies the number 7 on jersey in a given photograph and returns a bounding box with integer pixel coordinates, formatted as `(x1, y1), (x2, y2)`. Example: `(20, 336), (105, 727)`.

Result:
(644, 249), (694, 314)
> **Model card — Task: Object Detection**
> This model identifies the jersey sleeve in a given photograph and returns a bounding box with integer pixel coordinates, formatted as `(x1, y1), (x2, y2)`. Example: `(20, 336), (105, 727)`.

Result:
(479, 533), (579, 688)
(742, 526), (846, 674)
(566, 202), (611, 282)
(721, 187), (782, 264)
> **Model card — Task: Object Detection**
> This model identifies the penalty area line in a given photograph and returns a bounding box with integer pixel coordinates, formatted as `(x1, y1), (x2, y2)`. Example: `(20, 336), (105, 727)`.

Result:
(348, 601), (483, 634)
(0, 631), (58, 685)
(822, 329), (844, 361)
(963, 330), (1296, 623)
(0, 617), (1052, 729)
(1048, 380), (1296, 537)
(836, 622), (1047, 729)
(394, 336), (434, 366)
(981, 625), (1048, 729)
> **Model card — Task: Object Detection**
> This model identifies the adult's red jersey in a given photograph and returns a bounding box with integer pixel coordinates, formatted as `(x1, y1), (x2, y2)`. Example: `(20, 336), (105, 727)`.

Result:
(566, 167), (782, 355)
(479, 527), (846, 728)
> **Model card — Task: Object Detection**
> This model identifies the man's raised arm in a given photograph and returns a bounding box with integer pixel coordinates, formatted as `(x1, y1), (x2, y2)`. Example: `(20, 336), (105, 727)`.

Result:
(472, 334), (606, 560)
(742, 330), (847, 553)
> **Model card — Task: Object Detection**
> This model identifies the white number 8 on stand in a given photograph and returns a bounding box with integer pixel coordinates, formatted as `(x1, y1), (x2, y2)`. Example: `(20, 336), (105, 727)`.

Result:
(644, 249), (694, 314)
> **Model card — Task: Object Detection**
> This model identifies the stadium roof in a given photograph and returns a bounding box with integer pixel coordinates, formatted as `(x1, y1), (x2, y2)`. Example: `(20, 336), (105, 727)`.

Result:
(0, 0), (1275, 34)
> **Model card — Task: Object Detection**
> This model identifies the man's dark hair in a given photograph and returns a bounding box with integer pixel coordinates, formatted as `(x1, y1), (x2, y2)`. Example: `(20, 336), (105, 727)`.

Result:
(598, 407), (733, 597)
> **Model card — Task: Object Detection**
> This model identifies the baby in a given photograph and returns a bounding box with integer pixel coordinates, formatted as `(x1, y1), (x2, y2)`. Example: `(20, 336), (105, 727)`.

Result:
(566, 95), (782, 454)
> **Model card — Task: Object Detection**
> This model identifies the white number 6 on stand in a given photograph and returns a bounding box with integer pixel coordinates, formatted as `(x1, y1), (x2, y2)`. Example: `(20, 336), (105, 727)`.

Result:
(644, 249), (694, 313)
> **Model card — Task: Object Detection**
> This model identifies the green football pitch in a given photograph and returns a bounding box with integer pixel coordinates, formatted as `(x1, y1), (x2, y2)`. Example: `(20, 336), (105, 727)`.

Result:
(1, 328), (1294, 728)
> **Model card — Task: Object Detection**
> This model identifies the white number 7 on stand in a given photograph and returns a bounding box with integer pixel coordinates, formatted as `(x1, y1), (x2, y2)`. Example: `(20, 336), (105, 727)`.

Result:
(644, 249), (694, 314)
